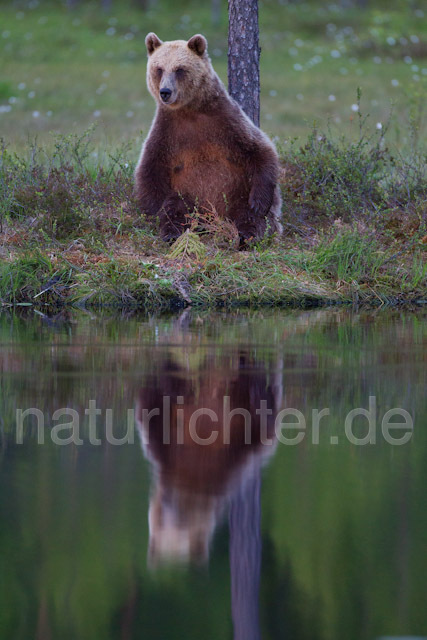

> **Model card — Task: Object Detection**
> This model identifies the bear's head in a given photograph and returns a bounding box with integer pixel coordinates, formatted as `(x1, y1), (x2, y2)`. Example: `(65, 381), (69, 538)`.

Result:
(145, 33), (214, 108)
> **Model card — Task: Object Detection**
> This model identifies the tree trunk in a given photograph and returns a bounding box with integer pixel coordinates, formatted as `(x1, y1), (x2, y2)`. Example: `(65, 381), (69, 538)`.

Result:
(227, 0), (260, 126)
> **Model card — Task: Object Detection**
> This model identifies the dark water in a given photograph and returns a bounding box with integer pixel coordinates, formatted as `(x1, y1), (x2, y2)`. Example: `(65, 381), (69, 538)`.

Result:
(0, 308), (426, 640)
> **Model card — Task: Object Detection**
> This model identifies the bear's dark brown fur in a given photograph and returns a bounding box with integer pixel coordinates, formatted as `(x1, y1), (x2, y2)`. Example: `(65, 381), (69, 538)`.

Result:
(134, 33), (282, 243)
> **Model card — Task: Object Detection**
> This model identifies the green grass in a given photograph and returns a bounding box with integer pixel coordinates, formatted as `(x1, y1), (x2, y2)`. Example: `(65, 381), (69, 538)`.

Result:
(0, 0), (426, 151)
(0, 250), (72, 306)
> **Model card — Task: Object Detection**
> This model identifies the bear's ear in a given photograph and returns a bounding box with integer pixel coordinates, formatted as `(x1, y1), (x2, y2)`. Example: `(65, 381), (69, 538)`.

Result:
(145, 32), (163, 56)
(187, 34), (207, 57)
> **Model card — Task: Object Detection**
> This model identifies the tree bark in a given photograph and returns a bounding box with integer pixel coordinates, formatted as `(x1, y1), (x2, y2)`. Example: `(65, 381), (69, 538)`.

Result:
(227, 0), (260, 126)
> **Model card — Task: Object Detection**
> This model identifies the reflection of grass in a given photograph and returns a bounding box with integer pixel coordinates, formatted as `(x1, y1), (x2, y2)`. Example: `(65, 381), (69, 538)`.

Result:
(0, 121), (425, 309)
(0, 0), (426, 149)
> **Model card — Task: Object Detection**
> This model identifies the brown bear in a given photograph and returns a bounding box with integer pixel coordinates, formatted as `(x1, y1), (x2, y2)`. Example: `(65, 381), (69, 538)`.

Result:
(134, 33), (282, 244)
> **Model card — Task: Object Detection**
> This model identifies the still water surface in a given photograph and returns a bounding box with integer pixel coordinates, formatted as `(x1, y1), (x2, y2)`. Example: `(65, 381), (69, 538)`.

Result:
(0, 308), (426, 640)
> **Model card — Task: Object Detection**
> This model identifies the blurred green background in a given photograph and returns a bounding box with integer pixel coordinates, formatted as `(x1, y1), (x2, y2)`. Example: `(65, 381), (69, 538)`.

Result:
(0, 0), (426, 153)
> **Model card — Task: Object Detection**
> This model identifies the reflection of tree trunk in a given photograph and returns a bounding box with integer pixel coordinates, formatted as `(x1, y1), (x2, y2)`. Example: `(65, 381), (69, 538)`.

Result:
(36, 593), (51, 640)
(229, 471), (261, 640)
(120, 577), (138, 640)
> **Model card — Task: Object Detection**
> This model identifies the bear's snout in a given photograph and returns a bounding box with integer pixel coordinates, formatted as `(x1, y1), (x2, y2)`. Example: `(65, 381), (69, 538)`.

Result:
(160, 88), (172, 103)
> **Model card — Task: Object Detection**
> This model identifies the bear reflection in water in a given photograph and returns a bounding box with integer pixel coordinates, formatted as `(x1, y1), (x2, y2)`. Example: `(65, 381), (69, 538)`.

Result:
(136, 350), (282, 567)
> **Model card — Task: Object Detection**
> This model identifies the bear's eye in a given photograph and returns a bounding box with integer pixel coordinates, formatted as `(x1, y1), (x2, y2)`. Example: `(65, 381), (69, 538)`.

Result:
(175, 67), (186, 78)
(156, 67), (163, 78)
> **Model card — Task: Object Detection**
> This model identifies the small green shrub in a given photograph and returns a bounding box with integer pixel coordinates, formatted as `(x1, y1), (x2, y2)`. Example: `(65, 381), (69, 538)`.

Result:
(282, 127), (389, 224)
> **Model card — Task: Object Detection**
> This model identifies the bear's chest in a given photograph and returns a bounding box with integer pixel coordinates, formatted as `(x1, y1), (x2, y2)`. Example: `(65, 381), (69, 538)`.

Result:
(171, 144), (241, 213)
(168, 117), (245, 213)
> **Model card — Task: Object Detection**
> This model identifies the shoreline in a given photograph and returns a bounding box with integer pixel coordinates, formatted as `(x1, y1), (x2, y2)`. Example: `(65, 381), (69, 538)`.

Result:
(0, 246), (425, 312)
